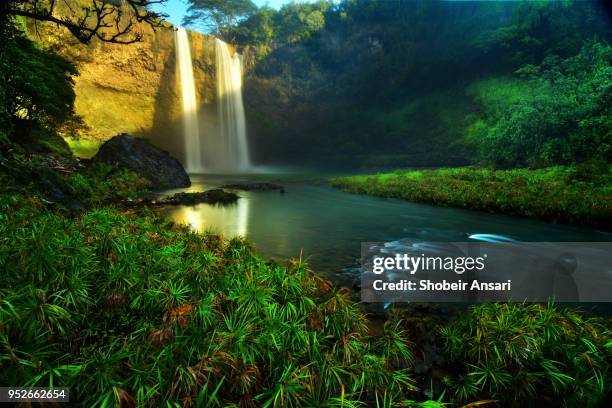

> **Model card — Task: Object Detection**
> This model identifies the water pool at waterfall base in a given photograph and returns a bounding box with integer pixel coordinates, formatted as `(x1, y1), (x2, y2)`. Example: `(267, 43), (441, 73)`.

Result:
(160, 173), (611, 282)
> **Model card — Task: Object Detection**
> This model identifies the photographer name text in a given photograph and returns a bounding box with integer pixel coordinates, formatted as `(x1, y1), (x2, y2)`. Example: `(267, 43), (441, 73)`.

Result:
(372, 279), (512, 292)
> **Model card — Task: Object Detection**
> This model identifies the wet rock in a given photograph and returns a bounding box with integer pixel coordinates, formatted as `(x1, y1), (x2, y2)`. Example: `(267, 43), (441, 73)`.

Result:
(93, 134), (190, 188)
(155, 189), (239, 206)
(220, 182), (285, 193)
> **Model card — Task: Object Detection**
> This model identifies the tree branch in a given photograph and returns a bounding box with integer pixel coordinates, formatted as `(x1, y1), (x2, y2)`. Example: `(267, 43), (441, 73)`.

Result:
(1, 0), (171, 45)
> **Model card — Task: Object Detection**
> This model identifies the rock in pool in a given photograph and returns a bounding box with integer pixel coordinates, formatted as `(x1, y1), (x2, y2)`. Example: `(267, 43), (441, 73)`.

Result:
(220, 182), (285, 193)
(93, 133), (190, 188)
(155, 189), (239, 206)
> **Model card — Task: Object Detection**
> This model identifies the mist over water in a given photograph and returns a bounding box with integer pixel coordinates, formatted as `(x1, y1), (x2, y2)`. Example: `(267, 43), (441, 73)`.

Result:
(174, 28), (203, 173)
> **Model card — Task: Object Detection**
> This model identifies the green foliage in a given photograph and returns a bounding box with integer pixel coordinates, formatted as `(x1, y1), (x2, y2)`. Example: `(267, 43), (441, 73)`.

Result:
(331, 166), (612, 228)
(11, 122), (73, 157)
(234, 6), (277, 46)
(440, 303), (611, 407)
(468, 42), (612, 166)
(183, 0), (257, 41)
(0, 196), (422, 406)
(473, 0), (611, 67)
(0, 17), (77, 136)
(63, 137), (103, 159)
(240, 0), (612, 167)
(66, 162), (151, 205)
(235, 1), (331, 46)
(355, 89), (474, 165)
(272, 1), (329, 44)
(0, 145), (149, 211)
(0, 14), (79, 163)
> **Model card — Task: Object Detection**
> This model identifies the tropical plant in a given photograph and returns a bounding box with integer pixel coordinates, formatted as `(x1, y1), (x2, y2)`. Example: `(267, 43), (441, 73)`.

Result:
(0, 189), (421, 406)
(440, 303), (611, 407)
(468, 42), (612, 166)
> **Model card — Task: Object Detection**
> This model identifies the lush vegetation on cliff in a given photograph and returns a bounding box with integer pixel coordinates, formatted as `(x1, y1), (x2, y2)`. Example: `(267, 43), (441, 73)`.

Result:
(234, 0), (611, 168)
(0, 16), (77, 144)
(467, 42), (612, 167)
(331, 165), (612, 229)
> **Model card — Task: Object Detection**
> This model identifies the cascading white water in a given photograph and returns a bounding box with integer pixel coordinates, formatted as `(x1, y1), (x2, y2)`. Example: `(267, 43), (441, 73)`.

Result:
(174, 31), (250, 172)
(175, 27), (203, 173)
(214, 38), (250, 171)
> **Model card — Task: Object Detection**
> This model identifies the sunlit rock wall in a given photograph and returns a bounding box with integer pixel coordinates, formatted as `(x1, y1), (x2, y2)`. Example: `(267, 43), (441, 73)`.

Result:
(26, 14), (217, 160)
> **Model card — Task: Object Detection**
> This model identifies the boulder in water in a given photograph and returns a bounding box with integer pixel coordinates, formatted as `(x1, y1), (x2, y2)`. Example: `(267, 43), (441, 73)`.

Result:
(93, 134), (190, 188)
(155, 189), (239, 206)
(220, 182), (285, 193)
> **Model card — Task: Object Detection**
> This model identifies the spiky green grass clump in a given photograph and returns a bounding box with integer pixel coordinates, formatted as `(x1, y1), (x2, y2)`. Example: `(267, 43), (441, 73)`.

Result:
(440, 303), (611, 407)
(0, 196), (421, 407)
(65, 162), (151, 205)
(330, 165), (612, 228)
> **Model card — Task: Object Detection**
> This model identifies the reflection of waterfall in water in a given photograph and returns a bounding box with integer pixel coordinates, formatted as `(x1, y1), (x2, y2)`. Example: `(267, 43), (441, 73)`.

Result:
(177, 199), (249, 237)
(213, 38), (250, 172)
(175, 27), (203, 173)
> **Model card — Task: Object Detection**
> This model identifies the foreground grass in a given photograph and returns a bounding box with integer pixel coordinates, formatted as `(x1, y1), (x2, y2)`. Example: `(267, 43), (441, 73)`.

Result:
(441, 303), (611, 407)
(330, 166), (612, 229)
(1, 151), (610, 407)
(1, 197), (610, 407)
(0, 194), (423, 407)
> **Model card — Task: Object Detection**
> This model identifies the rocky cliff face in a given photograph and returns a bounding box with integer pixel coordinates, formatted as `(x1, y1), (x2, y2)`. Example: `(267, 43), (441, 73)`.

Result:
(26, 14), (217, 157)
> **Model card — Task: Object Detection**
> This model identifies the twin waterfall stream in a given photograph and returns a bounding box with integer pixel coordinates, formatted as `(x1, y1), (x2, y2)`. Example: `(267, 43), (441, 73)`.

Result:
(174, 28), (250, 173)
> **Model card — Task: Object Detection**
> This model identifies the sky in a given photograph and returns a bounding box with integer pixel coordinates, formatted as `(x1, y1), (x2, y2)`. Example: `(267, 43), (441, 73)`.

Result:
(154, 0), (316, 27)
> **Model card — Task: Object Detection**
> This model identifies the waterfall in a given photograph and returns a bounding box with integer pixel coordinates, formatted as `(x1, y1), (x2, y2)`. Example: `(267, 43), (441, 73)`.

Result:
(175, 27), (203, 173)
(174, 29), (250, 173)
(214, 38), (250, 172)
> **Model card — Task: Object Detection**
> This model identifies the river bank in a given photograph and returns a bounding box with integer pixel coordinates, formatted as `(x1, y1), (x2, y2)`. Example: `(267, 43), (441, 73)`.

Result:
(330, 166), (612, 230)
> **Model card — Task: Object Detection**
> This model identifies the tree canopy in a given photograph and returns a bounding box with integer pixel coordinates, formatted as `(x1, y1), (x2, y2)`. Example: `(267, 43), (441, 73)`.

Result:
(183, 0), (256, 41)
(234, 0), (332, 45)
(0, 17), (77, 142)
